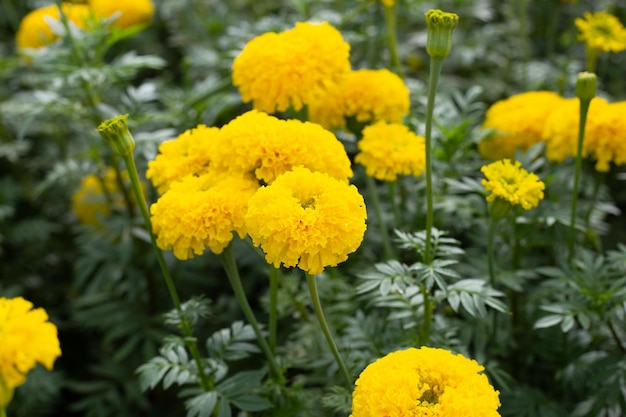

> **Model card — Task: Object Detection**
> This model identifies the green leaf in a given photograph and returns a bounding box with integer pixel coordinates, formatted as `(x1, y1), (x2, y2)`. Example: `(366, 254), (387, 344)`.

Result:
(216, 370), (265, 398)
(185, 392), (218, 417)
(230, 395), (273, 412)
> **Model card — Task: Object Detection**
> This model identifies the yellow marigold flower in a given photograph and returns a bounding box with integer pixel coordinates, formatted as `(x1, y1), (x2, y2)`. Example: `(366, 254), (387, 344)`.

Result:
(575, 11), (626, 53)
(350, 347), (501, 417)
(479, 91), (565, 160)
(581, 101), (626, 171)
(146, 125), (219, 195)
(232, 21), (351, 113)
(245, 166), (367, 274)
(150, 173), (259, 260)
(309, 69), (410, 131)
(355, 121), (425, 181)
(72, 167), (135, 226)
(359, 0), (396, 8)
(542, 97), (612, 169)
(0, 297), (61, 389)
(481, 159), (545, 210)
(88, 0), (154, 29)
(212, 110), (353, 184)
(15, 3), (91, 50)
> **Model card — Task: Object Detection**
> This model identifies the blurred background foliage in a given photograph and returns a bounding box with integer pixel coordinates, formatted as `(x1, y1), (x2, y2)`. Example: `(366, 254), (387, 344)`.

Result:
(1, 0), (626, 416)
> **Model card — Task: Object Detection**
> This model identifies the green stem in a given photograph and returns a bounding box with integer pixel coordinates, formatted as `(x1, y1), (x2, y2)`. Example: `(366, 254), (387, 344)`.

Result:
(306, 274), (353, 388)
(423, 57), (444, 264)
(388, 180), (400, 228)
(383, 4), (404, 78)
(112, 160), (136, 218)
(419, 284), (433, 346)
(517, 0), (530, 87)
(220, 245), (285, 385)
(584, 170), (604, 230)
(568, 98), (591, 264)
(121, 154), (212, 392)
(268, 266), (280, 353)
(365, 174), (394, 260)
(585, 46), (601, 73)
(487, 217), (498, 288)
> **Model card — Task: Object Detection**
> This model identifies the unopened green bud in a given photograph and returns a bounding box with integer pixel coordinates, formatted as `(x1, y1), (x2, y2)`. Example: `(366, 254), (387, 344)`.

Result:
(97, 114), (135, 157)
(575, 71), (597, 102)
(425, 9), (459, 58)
(488, 197), (512, 222)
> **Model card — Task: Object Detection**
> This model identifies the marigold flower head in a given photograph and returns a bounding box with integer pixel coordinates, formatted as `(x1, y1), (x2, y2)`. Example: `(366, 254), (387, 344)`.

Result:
(581, 101), (626, 171)
(232, 21), (351, 113)
(72, 167), (135, 226)
(309, 69), (410, 131)
(575, 11), (626, 54)
(15, 3), (91, 50)
(0, 297), (61, 390)
(355, 121), (425, 181)
(351, 347), (501, 417)
(541, 97), (617, 170)
(245, 166), (367, 274)
(146, 125), (219, 195)
(88, 0), (155, 29)
(150, 173), (259, 260)
(478, 91), (565, 160)
(212, 110), (353, 184)
(481, 159), (545, 210)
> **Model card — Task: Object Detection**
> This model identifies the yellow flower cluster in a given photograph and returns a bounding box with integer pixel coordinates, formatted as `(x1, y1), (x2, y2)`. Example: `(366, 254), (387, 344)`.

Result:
(355, 121), (426, 181)
(0, 297), (61, 390)
(350, 347), (501, 417)
(146, 125), (219, 195)
(16, 0), (154, 50)
(479, 91), (565, 160)
(151, 173), (259, 259)
(232, 22), (351, 113)
(575, 11), (626, 53)
(72, 167), (133, 226)
(481, 159), (545, 210)
(542, 98), (626, 171)
(211, 110), (353, 184)
(309, 69), (410, 131)
(245, 166), (367, 274)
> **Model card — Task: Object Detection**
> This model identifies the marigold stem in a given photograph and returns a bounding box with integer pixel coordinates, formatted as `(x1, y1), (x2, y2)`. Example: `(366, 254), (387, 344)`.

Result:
(383, 4), (404, 78)
(365, 173), (394, 260)
(269, 266), (280, 353)
(306, 274), (353, 388)
(220, 245), (285, 385)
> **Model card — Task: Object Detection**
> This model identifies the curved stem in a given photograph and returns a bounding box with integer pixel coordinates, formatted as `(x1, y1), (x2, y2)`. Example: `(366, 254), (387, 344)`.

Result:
(121, 154), (212, 391)
(220, 245), (285, 385)
(383, 4), (404, 78)
(268, 266), (280, 353)
(423, 57), (444, 264)
(365, 174), (394, 260)
(306, 274), (353, 388)
(568, 98), (591, 264)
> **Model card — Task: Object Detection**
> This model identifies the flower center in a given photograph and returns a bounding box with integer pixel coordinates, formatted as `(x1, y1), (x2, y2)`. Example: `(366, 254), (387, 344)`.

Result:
(418, 387), (439, 405)
(300, 197), (316, 209)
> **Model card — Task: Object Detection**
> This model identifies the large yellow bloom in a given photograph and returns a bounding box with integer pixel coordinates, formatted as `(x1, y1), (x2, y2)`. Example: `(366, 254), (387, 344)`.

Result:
(351, 347), (501, 417)
(309, 69), (410, 131)
(232, 21), (351, 113)
(0, 297), (61, 389)
(245, 166), (367, 274)
(150, 173), (259, 260)
(146, 125), (219, 195)
(88, 0), (154, 29)
(481, 159), (545, 210)
(15, 3), (91, 50)
(542, 97), (616, 170)
(355, 121), (425, 181)
(212, 110), (353, 184)
(575, 11), (626, 53)
(478, 91), (565, 160)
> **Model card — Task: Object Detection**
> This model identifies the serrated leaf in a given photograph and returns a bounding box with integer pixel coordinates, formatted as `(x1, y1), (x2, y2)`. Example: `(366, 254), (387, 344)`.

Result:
(185, 392), (218, 417)
(534, 315), (563, 329)
(230, 395), (273, 412)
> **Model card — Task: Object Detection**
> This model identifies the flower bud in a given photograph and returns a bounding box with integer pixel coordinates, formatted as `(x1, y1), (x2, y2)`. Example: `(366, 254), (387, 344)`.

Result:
(425, 9), (459, 58)
(97, 115), (135, 157)
(575, 71), (597, 102)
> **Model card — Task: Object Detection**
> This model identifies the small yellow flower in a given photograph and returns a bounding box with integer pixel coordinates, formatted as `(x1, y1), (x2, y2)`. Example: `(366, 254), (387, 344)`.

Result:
(146, 125), (219, 195)
(481, 159), (545, 210)
(211, 110), (353, 184)
(309, 69), (410, 131)
(245, 166), (367, 274)
(88, 0), (154, 29)
(350, 347), (501, 417)
(479, 91), (565, 160)
(0, 297), (61, 389)
(15, 3), (91, 50)
(575, 11), (626, 54)
(581, 101), (626, 172)
(150, 173), (259, 260)
(232, 21), (351, 113)
(355, 121), (425, 181)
